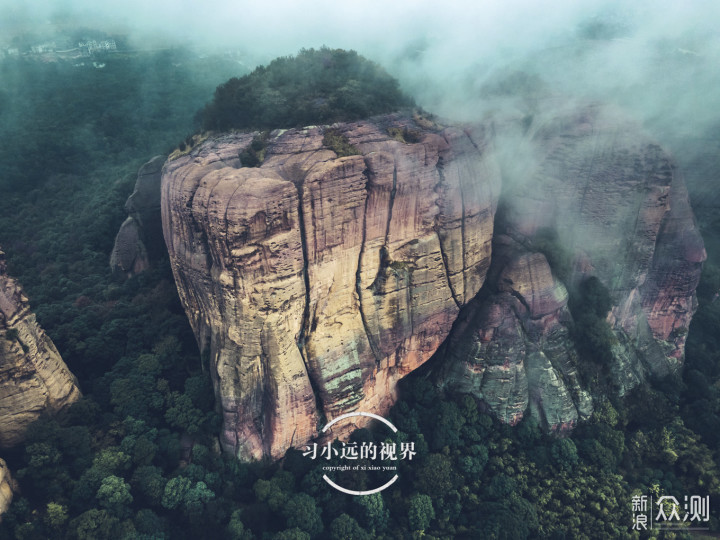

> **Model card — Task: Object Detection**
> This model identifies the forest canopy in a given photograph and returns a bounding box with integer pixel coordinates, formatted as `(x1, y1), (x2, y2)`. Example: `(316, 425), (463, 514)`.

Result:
(198, 47), (415, 131)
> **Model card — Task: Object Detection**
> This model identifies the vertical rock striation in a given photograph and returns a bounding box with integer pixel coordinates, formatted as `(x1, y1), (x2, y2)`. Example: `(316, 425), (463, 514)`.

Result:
(441, 238), (592, 428)
(162, 104), (704, 456)
(162, 114), (501, 459)
(0, 250), (81, 447)
(441, 104), (705, 428)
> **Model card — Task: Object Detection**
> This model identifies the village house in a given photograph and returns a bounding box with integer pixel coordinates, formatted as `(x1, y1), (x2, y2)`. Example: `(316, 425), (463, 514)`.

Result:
(78, 39), (117, 56)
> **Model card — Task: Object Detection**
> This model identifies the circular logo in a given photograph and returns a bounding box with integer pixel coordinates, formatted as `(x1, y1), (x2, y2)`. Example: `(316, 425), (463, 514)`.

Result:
(303, 411), (416, 496)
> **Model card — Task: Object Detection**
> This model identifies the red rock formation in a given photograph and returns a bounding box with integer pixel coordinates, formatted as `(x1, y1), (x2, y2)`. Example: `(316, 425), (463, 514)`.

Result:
(162, 104), (704, 455)
(641, 174), (705, 365)
(111, 155), (166, 277)
(162, 114), (501, 459)
(442, 239), (592, 428)
(0, 458), (13, 519)
(442, 104), (705, 428)
(0, 250), (81, 448)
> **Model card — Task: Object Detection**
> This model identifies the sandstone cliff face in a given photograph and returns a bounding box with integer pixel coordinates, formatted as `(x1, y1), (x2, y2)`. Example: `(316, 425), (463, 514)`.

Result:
(0, 250), (81, 447)
(442, 239), (593, 428)
(111, 155), (166, 276)
(440, 104), (705, 429)
(163, 104), (704, 456)
(0, 458), (13, 520)
(162, 114), (501, 459)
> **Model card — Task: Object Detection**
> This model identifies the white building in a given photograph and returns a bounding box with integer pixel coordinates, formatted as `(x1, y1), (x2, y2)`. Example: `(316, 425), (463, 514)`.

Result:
(78, 39), (117, 56)
(31, 42), (56, 54)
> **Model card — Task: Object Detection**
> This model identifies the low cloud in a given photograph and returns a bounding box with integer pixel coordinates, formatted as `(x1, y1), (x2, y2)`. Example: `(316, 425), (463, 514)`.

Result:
(4, 1), (720, 140)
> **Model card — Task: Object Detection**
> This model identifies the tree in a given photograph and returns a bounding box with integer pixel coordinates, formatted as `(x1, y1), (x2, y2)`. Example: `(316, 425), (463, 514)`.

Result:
(183, 480), (216, 522)
(96, 475), (133, 516)
(162, 476), (192, 510)
(431, 401), (466, 450)
(110, 374), (163, 420)
(227, 509), (254, 540)
(131, 465), (167, 505)
(414, 453), (459, 497)
(199, 47), (414, 132)
(45, 502), (68, 530)
(282, 493), (323, 537)
(161, 476), (215, 516)
(579, 438), (616, 470)
(550, 438), (579, 471)
(131, 435), (158, 466)
(69, 509), (120, 540)
(329, 513), (370, 540)
(353, 492), (388, 534)
(164, 392), (205, 435)
(93, 448), (131, 476)
(408, 494), (435, 532)
(475, 503), (530, 539)
(254, 472), (293, 513)
(485, 474), (518, 499)
(134, 509), (167, 537)
(273, 528), (310, 540)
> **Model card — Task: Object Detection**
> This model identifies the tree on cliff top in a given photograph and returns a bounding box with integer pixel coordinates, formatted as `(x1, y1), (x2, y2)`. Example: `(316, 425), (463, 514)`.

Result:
(198, 47), (414, 131)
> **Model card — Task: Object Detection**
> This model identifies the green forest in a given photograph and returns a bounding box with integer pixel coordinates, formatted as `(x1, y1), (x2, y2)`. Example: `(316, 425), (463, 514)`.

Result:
(0, 46), (718, 539)
(198, 47), (414, 131)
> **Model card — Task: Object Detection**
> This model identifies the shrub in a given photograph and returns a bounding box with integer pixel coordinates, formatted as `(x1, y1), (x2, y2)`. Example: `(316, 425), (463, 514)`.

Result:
(5, 328), (19, 341)
(239, 132), (269, 167)
(322, 129), (360, 157)
(387, 126), (422, 144)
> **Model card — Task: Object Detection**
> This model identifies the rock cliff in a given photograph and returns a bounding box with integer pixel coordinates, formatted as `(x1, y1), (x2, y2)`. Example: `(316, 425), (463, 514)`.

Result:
(0, 458), (13, 519)
(441, 240), (593, 428)
(440, 105), (705, 429)
(110, 155), (166, 277)
(162, 105), (704, 458)
(0, 250), (81, 447)
(162, 114), (501, 459)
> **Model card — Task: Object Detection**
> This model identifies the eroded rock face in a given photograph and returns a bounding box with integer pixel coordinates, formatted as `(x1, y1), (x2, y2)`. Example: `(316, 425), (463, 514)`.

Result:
(0, 250), (81, 447)
(162, 104), (704, 456)
(0, 458), (13, 520)
(441, 104), (705, 428)
(110, 217), (149, 276)
(441, 238), (592, 428)
(162, 114), (501, 459)
(111, 155), (166, 276)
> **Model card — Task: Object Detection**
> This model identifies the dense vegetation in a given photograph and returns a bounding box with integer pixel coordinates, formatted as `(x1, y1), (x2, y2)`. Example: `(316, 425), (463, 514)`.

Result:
(0, 49), (238, 192)
(198, 47), (414, 132)
(0, 47), (718, 539)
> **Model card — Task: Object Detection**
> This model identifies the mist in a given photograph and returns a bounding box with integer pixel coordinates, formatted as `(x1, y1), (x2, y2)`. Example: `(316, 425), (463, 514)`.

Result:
(3, 0), (720, 198)
(5, 0), (720, 124)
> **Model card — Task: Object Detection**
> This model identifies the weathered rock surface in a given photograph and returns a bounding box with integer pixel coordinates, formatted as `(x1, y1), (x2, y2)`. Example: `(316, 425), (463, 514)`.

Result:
(162, 114), (501, 459)
(0, 250), (81, 447)
(110, 217), (149, 276)
(441, 104), (705, 428)
(111, 155), (165, 276)
(441, 238), (592, 428)
(0, 458), (13, 520)
(162, 103), (704, 456)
